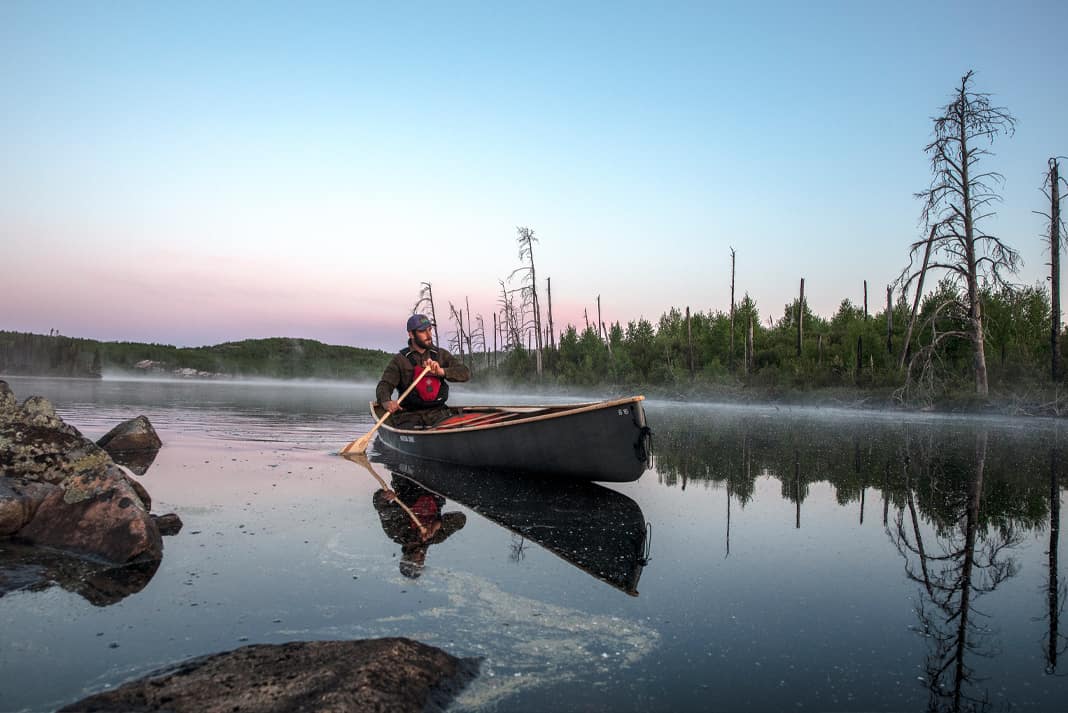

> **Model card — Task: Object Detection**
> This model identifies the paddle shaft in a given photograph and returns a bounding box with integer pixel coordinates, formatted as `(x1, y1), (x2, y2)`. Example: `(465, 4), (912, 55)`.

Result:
(341, 364), (434, 455)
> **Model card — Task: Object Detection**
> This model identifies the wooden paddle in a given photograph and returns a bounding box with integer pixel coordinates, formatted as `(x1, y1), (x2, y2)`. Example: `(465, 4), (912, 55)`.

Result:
(340, 364), (433, 455)
(342, 452), (427, 536)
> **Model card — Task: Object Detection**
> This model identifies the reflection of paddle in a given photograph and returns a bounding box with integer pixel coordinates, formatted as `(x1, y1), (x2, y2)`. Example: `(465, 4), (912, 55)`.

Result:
(342, 452), (428, 536)
(340, 364), (433, 455)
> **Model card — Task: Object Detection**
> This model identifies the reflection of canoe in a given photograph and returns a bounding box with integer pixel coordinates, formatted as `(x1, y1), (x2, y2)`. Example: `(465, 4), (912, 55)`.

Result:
(371, 450), (650, 596)
(372, 395), (651, 482)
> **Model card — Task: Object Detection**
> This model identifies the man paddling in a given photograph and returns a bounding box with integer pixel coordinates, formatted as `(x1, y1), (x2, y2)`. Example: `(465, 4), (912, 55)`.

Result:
(375, 314), (470, 429)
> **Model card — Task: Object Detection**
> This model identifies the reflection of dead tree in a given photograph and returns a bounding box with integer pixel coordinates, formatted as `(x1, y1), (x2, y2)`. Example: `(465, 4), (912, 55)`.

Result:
(509, 534), (528, 562)
(889, 430), (1023, 712)
(1039, 447), (1068, 674)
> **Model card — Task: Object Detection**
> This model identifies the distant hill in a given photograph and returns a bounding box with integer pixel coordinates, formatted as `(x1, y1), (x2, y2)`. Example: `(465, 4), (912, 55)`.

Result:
(0, 331), (391, 381)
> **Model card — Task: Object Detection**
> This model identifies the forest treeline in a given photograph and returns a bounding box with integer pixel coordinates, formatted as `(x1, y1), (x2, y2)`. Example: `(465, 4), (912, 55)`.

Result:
(471, 280), (1058, 404)
(0, 331), (389, 381)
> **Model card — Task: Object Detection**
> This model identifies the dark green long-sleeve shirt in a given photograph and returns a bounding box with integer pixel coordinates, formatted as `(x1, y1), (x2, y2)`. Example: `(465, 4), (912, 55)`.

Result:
(375, 343), (469, 406)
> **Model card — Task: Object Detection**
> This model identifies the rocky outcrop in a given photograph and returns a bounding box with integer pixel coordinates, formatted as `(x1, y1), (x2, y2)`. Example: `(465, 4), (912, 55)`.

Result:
(59, 638), (480, 712)
(1, 380), (167, 563)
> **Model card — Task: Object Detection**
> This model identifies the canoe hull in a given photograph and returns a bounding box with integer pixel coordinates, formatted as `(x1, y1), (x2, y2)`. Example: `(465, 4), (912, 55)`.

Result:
(374, 396), (650, 482)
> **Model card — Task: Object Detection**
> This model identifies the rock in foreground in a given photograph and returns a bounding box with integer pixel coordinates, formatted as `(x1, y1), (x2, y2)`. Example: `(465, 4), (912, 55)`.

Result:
(59, 637), (479, 713)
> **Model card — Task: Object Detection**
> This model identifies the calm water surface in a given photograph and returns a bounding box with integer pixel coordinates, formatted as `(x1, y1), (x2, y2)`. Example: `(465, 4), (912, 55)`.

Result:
(1, 376), (1066, 712)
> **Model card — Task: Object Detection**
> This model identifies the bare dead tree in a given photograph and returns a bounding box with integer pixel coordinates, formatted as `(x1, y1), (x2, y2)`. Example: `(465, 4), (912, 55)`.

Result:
(472, 314), (487, 369)
(464, 296), (474, 363)
(729, 247), (736, 371)
(498, 279), (522, 351)
(886, 285), (893, 354)
(447, 301), (466, 362)
(1037, 157), (1068, 381)
(413, 282), (439, 344)
(510, 227), (543, 377)
(905, 70), (1019, 397)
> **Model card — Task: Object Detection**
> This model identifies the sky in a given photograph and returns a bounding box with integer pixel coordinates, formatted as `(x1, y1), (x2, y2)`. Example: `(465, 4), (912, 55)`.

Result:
(2, 1), (1066, 351)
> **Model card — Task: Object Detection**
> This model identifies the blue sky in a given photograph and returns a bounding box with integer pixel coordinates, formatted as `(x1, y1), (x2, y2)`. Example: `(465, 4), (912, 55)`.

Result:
(2, 1), (1066, 350)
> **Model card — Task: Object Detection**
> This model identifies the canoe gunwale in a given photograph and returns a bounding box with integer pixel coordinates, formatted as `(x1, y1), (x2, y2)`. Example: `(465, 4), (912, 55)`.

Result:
(371, 395), (646, 436)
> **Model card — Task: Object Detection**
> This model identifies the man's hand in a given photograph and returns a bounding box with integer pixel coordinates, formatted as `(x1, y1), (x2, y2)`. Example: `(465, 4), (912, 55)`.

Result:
(423, 359), (445, 377)
(384, 400), (401, 413)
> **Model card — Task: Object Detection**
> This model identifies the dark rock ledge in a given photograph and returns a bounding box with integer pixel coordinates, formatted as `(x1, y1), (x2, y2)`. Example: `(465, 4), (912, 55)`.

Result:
(59, 637), (480, 713)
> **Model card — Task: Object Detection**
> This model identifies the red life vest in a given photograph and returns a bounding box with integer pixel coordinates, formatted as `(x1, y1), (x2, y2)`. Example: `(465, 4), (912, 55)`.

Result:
(400, 348), (449, 409)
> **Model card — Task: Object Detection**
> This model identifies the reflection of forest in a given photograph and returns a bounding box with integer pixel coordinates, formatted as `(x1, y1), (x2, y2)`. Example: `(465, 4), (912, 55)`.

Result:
(652, 411), (1057, 528)
(655, 411), (1067, 710)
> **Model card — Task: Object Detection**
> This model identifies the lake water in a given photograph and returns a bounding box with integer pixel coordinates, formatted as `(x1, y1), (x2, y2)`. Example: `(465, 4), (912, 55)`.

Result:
(1, 376), (1066, 712)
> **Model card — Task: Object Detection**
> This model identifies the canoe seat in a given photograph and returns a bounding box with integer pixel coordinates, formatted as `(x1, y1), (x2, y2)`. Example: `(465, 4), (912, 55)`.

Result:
(434, 411), (517, 430)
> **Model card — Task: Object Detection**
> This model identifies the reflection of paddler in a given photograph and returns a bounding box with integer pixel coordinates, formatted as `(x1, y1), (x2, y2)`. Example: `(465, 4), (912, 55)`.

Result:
(373, 475), (466, 578)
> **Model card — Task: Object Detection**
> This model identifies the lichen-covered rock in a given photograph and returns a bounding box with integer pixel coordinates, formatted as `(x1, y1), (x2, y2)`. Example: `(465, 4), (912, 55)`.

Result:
(16, 464), (162, 562)
(59, 638), (479, 713)
(0, 477), (56, 535)
(1, 381), (164, 563)
(97, 415), (162, 453)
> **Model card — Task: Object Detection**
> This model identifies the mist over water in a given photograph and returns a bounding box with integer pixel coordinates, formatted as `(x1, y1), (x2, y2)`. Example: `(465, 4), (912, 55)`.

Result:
(1, 375), (1066, 712)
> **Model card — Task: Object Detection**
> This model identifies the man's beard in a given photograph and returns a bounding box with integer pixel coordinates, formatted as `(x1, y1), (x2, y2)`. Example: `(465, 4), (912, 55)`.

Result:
(412, 332), (434, 350)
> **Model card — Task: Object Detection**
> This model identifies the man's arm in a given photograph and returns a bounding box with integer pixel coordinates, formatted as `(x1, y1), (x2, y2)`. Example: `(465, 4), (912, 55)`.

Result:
(376, 357), (402, 404)
(439, 349), (470, 383)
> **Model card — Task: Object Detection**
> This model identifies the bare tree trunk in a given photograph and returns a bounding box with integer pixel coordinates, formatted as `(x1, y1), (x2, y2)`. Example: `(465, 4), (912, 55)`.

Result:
(583, 309), (590, 333)
(856, 335), (863, 379)
(864, 280), (868, 319)
(818, 334), (823, 364)
(1051, 159), (1062, 381)
(493, 312), (498, 369)
(886, 285), (893, 354)
(546, 277), (555, 352)
(686, 306), (694, 378)
(900, 224), (937, 371)
(957, 117), (989, 395)
(796, 278), (805, 357)
(746, 316), (754, 375)
(465, 297), (474, 364)
(602, 323), (612, 358)
(597, 295), (604, 343)
(1047, 447), (1061, 671)
(729, 248), (736, 371)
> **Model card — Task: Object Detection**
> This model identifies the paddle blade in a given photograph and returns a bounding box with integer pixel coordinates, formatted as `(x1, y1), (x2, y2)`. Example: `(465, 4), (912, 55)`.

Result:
(340, 433), (372, 455)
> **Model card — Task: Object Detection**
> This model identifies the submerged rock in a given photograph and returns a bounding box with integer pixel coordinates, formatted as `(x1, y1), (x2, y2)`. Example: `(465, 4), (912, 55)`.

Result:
(153, 512), (183, 536)
(59, 637), (480, 712)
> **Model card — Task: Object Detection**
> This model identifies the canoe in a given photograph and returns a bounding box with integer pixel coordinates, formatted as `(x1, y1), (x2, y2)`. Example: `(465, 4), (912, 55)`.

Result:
(371, 395), (651, 482)
(370, 449), (650, 595)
